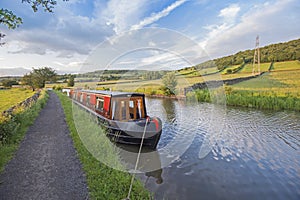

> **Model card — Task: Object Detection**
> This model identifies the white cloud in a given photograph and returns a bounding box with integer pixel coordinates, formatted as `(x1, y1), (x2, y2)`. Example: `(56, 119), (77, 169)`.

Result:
(218, 4), (240, 23)
(1, 0), (299, 72)
(103, 0), (148, 34)
(199, 4), (241, 49)
(130, 0), (187, 30)
(102, 0), (187, 34)
(200, 0), (300, 58)
(52, 60), (87, 73)
(1, 0), (119, 58)
(83, 27), (208, 71)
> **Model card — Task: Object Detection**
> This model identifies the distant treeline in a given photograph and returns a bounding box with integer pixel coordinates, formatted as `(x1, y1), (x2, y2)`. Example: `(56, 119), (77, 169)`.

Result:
(77, 69), (169, 81)
(194, 38), (300, 71)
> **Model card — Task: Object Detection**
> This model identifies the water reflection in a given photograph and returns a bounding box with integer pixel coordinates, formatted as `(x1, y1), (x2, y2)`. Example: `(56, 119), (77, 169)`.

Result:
(145, 168), (163, 185)
(161, 98), (176, 123)
(115, 144), (163, 184)
(144, 98), (300, 200)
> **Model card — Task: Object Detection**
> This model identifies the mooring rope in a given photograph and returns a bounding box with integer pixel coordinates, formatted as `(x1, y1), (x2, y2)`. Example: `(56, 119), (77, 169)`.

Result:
(125, 117), (149, 200)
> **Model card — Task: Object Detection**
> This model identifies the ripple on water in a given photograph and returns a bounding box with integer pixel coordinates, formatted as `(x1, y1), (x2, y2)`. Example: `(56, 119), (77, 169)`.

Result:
(145, 98), (300, 199)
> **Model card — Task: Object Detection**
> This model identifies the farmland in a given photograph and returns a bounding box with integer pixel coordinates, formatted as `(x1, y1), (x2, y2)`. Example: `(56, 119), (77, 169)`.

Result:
(48, 60), (299, 98)
(232, 60), (300, 97)
(0, 88), (35, 113)
(187, 60), (300, 110)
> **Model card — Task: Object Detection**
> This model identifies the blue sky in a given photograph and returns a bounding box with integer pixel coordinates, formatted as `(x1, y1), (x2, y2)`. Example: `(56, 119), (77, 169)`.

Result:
(0, 0), (299, 73)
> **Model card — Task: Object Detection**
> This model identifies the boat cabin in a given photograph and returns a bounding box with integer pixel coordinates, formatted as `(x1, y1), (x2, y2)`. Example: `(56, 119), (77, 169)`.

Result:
(70, 90), (147, 121)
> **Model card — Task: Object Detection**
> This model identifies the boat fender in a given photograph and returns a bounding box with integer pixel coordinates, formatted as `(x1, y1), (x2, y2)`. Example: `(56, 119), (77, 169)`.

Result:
(152, 117), (160, 132)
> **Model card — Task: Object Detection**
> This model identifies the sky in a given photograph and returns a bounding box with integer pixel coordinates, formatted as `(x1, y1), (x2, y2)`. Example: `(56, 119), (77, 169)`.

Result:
(0, 0), (299, 74)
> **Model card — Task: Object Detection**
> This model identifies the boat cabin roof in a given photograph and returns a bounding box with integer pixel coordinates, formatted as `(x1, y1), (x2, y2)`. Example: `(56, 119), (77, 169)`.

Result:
(79, 89), (145, 98)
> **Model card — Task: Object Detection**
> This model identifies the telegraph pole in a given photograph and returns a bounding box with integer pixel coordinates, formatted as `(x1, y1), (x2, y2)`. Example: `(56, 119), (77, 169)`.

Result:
(252, 35), (260, 75)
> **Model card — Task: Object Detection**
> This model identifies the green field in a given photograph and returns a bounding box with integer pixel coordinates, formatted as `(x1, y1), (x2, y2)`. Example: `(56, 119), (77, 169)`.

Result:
(0, 88), (35, 113)
(233, 60), (300, 97)
(47, 60), (300, 106)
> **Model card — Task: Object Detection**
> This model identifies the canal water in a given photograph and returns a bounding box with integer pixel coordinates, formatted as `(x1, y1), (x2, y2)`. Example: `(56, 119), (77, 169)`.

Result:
(139, 97), (300, 200)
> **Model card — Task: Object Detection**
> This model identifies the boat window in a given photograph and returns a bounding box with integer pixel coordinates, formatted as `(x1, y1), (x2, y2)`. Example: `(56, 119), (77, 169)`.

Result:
(121, 100), (127, 120)
(86, 95), (90, 106)
(111, 97), (145, 121)
(111, 100), (116, 119)
(80, 93), (83, 102)
(129, 100), (134, 108)
(129, 100), (135, 119)
(137, 99), (142, 119)
(112, 100), (122, 120)
(96, 97), (104, 111)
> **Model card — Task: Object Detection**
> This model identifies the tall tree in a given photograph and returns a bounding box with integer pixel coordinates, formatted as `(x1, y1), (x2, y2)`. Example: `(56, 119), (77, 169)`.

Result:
(67, 75), (75, 87)
(162, 72), (177, 95)
(22, 67), (57, 90)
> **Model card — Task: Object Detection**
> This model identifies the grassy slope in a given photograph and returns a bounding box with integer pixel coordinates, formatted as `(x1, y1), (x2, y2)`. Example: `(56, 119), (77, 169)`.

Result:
(186, 60), (300, 110)
(233, 61), (300, 97)
(0, 88), (35, 113)
(55, 91), (151, 200)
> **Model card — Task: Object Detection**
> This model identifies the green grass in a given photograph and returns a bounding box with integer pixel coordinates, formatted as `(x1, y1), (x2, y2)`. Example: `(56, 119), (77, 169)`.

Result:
(199, 67), (219, 75)
(55, 91), (151, 200)
(233, 73), (288, 89)
(187, 61), (300, 111)
(187, 88), (300, 111)
(233, 61), (300, 97)
(0, 90), (49, 173)
(221, 65), (240, 74)
(0, 88), (35, 113)
(239, 63), (271, 73)
(273, 60), (300, 71)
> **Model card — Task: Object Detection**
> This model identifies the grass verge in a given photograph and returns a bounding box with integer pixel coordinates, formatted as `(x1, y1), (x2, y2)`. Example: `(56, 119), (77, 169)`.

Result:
(0, 90), (49, 173)
(187, 88), (300, 111)
(55, 91), (151, 200)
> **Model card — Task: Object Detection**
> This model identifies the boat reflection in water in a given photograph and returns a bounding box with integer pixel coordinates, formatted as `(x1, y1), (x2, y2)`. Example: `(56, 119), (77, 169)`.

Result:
(115, 144), (163, 185)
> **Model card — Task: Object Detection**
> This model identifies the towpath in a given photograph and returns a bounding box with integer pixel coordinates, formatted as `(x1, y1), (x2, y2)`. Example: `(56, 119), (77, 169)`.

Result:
(0, 92), (89, 200)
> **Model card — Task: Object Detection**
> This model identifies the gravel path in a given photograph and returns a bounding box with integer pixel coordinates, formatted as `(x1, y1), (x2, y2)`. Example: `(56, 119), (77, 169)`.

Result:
(0, 92), (89, 200)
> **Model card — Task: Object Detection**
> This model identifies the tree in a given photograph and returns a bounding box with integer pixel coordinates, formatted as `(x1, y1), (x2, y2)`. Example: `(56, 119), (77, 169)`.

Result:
(0, 33), (6, 46)
(67, 75), (75, 87)
(162, 72), (177, 95)
(22, 73), (35, 90)
(22, 67), (57, 90)
(0, 9), (22, 29)
(1, 79), (19, 88)
(0, 0), (68, 26)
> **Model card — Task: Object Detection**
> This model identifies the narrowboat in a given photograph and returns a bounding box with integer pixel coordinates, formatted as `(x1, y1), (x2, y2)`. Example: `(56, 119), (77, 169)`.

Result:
(69, 89), (162, 149)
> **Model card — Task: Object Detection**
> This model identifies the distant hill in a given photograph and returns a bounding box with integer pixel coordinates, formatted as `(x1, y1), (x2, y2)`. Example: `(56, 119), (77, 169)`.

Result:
(195, 38), (300, 71)
(0, 67), (30, 77)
